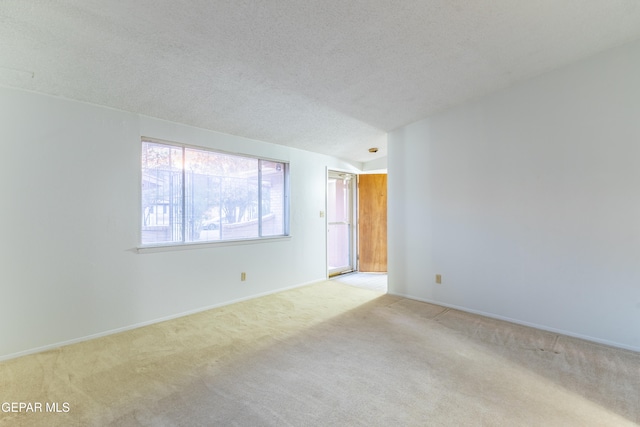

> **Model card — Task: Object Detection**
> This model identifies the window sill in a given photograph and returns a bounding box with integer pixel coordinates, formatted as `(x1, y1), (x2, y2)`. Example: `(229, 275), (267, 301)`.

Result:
(136, 235), (292, 254)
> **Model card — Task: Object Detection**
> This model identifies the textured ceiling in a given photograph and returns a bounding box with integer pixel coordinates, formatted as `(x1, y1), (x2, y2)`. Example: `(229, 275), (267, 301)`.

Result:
(2, 1), (640, 163)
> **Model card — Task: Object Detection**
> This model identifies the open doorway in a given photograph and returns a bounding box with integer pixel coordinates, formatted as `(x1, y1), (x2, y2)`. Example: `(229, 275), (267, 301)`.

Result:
(327, 171), (388, 291)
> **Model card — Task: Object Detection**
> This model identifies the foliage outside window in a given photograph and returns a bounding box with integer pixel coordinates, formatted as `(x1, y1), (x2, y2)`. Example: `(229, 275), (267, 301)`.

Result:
(141, 139), (289, 246)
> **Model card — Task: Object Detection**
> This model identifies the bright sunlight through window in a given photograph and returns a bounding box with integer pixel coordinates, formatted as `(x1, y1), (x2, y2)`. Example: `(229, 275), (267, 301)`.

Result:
(141, 139), (289, 246)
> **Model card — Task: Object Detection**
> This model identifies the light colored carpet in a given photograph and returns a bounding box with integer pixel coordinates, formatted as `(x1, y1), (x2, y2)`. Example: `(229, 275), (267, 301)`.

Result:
(1, 281), (639, 426)
(331, 272), (387, 292)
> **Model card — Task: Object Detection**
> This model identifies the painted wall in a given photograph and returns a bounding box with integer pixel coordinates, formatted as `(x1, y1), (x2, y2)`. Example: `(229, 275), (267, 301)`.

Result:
(362, 155), (387, 173)
(0, 87), (360, 360)
(388, 39), (640, 351)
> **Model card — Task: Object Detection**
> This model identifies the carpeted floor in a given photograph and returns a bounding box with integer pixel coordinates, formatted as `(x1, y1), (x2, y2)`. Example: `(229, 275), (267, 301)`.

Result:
(331, 272), (387, 292)
(1, 280), (639, 426)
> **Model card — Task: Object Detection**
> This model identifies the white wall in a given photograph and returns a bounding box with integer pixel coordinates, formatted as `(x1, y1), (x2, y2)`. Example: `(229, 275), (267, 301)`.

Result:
(0, 87), (360, 360)
(362, 155), (387, 173)
(388, 39), (640, 351)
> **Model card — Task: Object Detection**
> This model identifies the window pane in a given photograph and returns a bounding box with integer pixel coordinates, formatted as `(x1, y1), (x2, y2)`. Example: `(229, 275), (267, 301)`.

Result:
(186, 148), (259, 241)
(222, 155), (259, 240)
(328, 223), (351, 270)
(141, 142), (183, 245)
(260, 160), (285, 236)
(184, 149), (222, 242)
(327, 176), (350, 223)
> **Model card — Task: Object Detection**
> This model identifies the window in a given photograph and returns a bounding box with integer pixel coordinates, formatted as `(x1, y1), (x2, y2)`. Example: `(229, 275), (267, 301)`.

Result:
(141, 139), (289, 246)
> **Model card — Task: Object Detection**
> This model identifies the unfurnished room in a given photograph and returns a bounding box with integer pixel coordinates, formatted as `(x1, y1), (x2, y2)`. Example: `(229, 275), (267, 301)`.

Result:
(1, 1), (640, 426)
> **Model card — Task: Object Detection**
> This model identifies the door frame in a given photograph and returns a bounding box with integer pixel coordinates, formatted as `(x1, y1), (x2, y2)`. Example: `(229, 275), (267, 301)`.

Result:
(326, 169), (358, 277)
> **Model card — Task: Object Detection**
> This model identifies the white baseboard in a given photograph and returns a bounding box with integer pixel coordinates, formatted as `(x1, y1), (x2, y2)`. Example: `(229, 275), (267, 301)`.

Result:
(388, 292), (640, 353)
(0, 278), (326, 362)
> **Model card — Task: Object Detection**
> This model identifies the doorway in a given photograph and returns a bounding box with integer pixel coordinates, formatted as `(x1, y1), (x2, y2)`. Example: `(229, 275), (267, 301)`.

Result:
(327, 171), (357, 277)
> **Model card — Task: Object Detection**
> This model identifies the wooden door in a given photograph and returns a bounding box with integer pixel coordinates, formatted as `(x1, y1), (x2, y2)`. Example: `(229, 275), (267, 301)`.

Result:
(358, 174), (387, 272)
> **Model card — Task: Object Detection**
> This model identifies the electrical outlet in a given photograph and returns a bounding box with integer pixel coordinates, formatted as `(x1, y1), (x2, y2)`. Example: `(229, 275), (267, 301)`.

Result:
(435, 274), (442, 284)
(241, 272), (246, 281)
(320, 210), (325, 218)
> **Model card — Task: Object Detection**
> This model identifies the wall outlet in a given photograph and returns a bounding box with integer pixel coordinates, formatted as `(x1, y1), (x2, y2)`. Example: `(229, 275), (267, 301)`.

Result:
(435, 274), (442, 284)
(241, 272), (246, 281)
(320, 210), (325, 218)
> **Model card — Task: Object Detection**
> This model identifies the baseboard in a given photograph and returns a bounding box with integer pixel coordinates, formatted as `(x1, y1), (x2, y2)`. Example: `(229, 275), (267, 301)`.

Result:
(0, 277), (326, 362)
(388, 292), (640, 353)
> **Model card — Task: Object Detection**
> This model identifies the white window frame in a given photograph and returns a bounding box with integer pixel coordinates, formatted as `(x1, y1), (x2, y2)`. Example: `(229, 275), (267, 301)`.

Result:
(139, 137), (290, 251)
